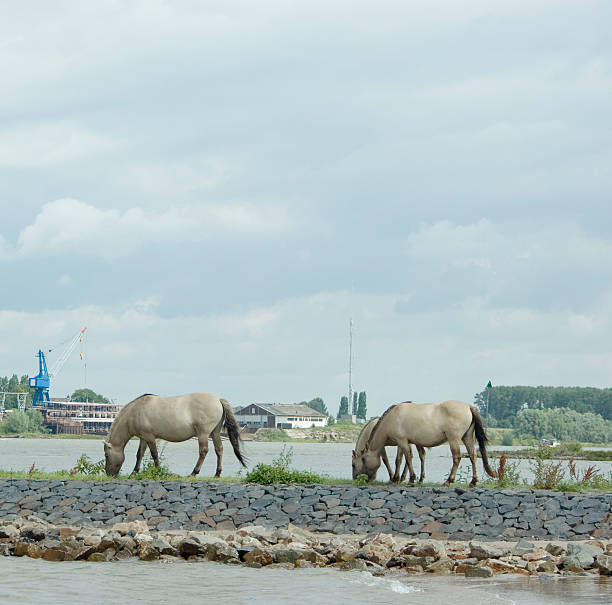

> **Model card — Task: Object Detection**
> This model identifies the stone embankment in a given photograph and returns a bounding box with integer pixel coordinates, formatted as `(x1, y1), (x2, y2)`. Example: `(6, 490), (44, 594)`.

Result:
(1, 479), (609, 541)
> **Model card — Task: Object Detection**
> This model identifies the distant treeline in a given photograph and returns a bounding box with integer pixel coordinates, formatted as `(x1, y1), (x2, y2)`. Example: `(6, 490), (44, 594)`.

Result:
(474, 385), (612, 425)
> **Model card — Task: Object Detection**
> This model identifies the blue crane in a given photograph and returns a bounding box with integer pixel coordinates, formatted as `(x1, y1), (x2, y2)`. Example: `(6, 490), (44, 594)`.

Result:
(29, 327), (87, 407)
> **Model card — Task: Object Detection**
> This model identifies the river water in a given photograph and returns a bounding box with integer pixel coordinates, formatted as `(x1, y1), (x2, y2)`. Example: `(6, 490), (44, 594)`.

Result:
(0, 557), (610, 604)
(0, 438), (610, 483)
(1, 439), (611, 603)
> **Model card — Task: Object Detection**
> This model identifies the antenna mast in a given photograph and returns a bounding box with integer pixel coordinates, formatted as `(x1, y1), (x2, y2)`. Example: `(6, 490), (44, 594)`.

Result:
(348, 318), (353, 415)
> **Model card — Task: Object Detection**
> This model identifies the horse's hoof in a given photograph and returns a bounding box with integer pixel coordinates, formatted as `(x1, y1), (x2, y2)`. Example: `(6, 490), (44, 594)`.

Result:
(443, 481), (451, 487)
(469, 480), (477, 487)
(214, 473), (221, 478)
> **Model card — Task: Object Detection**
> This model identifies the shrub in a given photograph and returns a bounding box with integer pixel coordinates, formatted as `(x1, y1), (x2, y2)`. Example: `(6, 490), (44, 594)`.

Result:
(530, 448), (566, 489)
(71, 454), (105, 475)
(245, 446), (324, 484)
(501, 431), (514, 446)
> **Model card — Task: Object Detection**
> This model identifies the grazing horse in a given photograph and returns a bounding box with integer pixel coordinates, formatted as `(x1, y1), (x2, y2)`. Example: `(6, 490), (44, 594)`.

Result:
(360, 400), (497, 487)
(352, 416), (426, 483)
(104, 392), (247, 477)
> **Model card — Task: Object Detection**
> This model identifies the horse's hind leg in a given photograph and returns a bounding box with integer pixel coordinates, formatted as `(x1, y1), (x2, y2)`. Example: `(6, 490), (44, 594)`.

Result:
(146, 439), (160, 468)
(444, 439), (461, 486)
(391, 448), (402, 482)
(416, 445), (426, 483)
(211, 428), (224, 477)
(132, 439), (147, 474)
(462, 430), (478, 487)
(190, 434), (210, 476)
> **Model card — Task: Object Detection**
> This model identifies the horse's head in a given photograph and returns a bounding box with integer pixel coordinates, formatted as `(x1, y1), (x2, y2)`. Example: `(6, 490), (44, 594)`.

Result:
(104, 441), (125, 476)
(351, 449), (364, 479)
(360, 444), (381, 482)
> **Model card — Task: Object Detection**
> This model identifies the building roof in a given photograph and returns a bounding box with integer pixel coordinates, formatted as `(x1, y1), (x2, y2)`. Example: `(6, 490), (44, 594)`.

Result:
(239, 403), (327, 417)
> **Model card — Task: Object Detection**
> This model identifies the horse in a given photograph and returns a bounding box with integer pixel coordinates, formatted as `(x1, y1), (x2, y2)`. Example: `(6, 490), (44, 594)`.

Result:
(352, 416), (426, 484)
(360, 400), (498, 487)
(104, 392), (247, 477)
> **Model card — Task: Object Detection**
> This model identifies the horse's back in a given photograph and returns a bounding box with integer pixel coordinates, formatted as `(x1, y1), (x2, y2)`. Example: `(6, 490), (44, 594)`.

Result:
(127, 392), (224, 441)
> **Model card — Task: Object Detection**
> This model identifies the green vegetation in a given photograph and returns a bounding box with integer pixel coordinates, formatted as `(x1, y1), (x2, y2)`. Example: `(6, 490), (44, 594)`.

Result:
(252, 428), (296, 442)
(337, 395), (349, 418)
(244, 446), (325, 484)
(70, 388), (110, 403)
(513, 407), (611, 443)
(0, 374), (32, 408)
(295, 397), (328, 416)
(0, 409), (47, 434)
(474, 385), (612, 425)
(70, 454), (105, 475)
(337, 391), (367, 420)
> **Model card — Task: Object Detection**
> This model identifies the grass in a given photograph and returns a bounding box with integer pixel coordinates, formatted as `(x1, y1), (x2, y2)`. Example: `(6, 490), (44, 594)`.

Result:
(1, 439), (611, 492)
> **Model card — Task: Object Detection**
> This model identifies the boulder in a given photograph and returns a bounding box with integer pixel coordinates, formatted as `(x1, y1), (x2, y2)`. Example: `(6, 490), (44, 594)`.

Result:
(138, 542), (160, 561)
(243, 548), (274, 567)
(595, 554), (612, 576)
(469, 542), (507, 560)
(465, 565), (493, 578)
(563, 543), (603, 569)
(425, 558), (454, 574)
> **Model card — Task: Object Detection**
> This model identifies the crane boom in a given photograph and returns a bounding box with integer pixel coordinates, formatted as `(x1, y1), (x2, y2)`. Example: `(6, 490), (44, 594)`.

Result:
(50, 327), (87, 377)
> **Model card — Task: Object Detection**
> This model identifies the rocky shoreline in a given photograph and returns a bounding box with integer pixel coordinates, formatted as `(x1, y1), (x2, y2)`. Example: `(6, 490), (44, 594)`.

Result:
(1, 517), (611, 578)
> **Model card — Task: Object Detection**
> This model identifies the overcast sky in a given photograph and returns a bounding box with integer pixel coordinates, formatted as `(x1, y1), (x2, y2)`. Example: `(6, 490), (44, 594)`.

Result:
(1, 1), (611, 416)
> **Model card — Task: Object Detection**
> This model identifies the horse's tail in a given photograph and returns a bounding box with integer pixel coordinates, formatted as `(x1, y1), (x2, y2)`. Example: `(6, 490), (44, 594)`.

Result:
(470, 406), (498, 478)
(220, 398), (248, 467)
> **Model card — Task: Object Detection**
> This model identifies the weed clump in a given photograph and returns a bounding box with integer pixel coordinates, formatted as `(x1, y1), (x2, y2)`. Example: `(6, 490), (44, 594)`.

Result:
(245, 446), (324, 484)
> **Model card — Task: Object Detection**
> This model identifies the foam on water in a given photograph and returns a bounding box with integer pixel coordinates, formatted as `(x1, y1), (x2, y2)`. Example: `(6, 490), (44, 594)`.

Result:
(346, 570), (422, 594)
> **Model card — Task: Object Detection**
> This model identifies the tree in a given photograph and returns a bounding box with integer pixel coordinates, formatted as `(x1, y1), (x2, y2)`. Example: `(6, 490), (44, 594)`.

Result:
(70, 388), (109, 403)
(3, 411), (30, 433)
(357, 391), (367, 420)
(337, 396), (349, 419)
(0, 374), (32, 409)
(352, 392), (358, 415)
(306, 397), (328, 416)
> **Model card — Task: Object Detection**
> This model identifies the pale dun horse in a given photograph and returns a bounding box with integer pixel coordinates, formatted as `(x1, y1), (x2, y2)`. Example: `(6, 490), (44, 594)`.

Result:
(104, 393), (247, 476)
(352, 416), (427, 483)
(360, 400), (498, 487)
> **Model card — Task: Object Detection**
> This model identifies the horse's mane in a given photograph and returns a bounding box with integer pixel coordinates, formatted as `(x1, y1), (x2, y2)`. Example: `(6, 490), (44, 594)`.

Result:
(366, 400), (412, 445)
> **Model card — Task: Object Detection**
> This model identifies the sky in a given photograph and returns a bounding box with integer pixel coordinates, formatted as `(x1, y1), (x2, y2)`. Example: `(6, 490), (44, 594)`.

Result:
(1, 1), (611, 416)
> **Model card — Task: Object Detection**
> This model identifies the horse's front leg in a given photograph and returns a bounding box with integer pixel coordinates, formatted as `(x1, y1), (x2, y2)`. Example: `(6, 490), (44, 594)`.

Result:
(398, 441), (416, 484)
(132, 439), (147, 474)
(398, 444), (416, 484)
(381, 448), (395, 481)
(190, 435), (209, 476)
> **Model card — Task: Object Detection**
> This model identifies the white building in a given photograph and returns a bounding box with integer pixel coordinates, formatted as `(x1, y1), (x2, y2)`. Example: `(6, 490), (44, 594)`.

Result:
(235, 403), (328, 430)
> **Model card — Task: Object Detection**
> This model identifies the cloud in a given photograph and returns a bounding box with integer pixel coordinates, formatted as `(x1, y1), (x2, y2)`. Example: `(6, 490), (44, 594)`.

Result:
(0, 199), (295, 260)
(0, 121), (116, 167)
(402, 219), (612, 311)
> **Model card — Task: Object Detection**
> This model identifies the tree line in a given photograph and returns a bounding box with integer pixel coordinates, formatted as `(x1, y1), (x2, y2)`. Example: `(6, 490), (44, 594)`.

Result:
(294, 393), (368, 422)
(337, 391), (367, 420)
(473, 385), (612, 425)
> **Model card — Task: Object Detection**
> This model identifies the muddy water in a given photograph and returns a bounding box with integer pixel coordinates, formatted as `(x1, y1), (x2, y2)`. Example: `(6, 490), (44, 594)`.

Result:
(0, 557), (610, 604)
